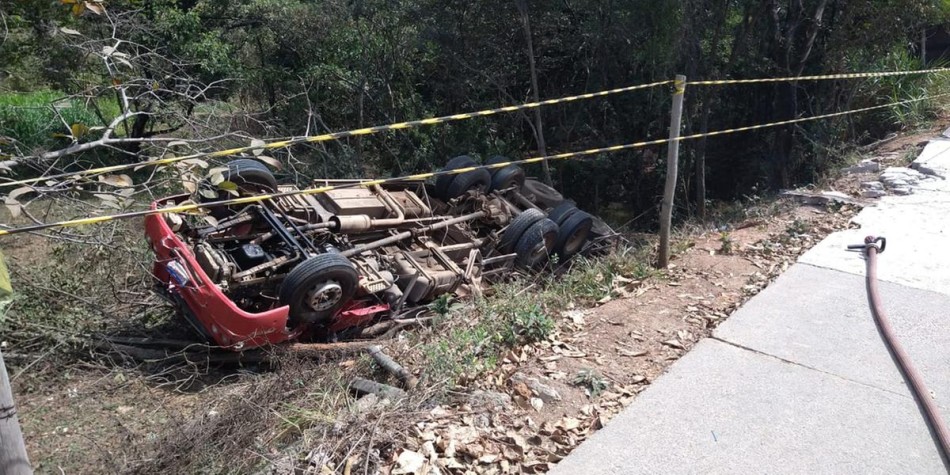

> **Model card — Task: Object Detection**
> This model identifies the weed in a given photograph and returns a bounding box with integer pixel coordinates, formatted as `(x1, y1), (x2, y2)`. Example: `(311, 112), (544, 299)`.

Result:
(718, 232), (734, 255)
(901, 147), (922, 165)
(671, 238), (695, 257)
(572, 368), (609, 398)
(786, 218), (808, 236)
(428, 293), (463, 317)
(506, 304), (554, 344)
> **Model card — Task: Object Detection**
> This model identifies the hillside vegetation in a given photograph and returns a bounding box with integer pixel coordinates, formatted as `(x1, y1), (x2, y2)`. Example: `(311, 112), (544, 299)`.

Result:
(2, 1), (950, 224)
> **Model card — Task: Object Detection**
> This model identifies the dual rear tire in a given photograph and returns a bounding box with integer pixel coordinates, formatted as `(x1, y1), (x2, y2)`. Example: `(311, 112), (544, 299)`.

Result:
(435, 155), (525, 200)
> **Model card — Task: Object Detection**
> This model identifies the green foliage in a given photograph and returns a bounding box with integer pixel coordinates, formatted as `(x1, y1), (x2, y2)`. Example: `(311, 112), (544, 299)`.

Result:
(542, 245), (656, 306)
(2, 0), (946, 222)
(0, 90), (111, 151)
(428, 293), (463, 317)
(418, 244), (653, 387)
(505, 304), (554, 345)
(2, 220), (169, 347)
(572, 368), (608, 398)
(718, 232), (734, 255)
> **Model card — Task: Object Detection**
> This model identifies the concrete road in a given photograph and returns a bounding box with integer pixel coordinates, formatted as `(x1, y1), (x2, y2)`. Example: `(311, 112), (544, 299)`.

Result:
(551, 138), (950, 474)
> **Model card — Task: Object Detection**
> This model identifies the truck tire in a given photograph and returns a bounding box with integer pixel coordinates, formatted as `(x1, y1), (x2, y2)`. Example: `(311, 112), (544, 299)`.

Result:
(499, 208), (545, 253)
(546, 200), (578, 225)
(444, 167), (491, 200)
(485, 155), (513, 175)
(435, 155), (477, 199)
(222, 159), (278, 193)
(279, 253), (359, 326)
(200, 159), (278, 218)
(489, 165), (526, 192)
(554, 210), (593, 258)
(515, 218), (559, 269)
(523, 178), (564, 208)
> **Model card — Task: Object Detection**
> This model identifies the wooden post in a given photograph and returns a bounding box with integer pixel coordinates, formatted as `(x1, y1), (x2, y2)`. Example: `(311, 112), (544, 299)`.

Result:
(0, 348), (31, 475)
(922, 29), (927, 65)
(657, 75), (686, 269)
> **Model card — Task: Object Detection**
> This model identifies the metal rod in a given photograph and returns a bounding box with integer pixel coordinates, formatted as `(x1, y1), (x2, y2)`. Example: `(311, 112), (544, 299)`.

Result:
(274, 203), (320, 253)
(257, 206), (307, 255)
(341, 211), (486, 257)
(435, 239), (487, 253)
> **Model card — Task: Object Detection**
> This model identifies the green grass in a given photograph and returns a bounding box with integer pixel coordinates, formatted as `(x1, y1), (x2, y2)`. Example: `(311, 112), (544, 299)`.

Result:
(0, 90), (120, 152)
(418, 244), (655, 387)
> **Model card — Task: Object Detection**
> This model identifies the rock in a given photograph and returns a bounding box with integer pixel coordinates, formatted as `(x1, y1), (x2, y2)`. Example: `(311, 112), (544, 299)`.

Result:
(511, 372), (561, 403)
(393, 450), (427, 475)
(780, 190), (862, 206)
(842, 159), (880, 175)
(942, 127), (950, 139)
(883, 178), (909, 187)
(892, 187), (913, 196)
(467, 390), (513, 411)
(880, 167), (925, 188)
(353, 393), (380, 413)
(860, 181), (884, 191)
(861, 189), (886, 198)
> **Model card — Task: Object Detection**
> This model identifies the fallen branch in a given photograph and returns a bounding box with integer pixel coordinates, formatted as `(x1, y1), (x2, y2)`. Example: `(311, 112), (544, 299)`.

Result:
(285, 340), (379, 357)
(367, 345), (418, 390)
(88, 339), (376, 363)
(349, 377), (407, 400)
(88, 341), (268, 364)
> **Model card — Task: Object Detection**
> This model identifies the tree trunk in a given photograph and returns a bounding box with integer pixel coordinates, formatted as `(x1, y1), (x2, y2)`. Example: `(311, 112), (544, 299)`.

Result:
(516, 0), (552, 185)
(695, 93), (710, 219)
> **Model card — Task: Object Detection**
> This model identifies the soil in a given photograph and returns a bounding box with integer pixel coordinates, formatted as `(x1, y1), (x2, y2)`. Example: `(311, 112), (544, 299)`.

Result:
(1, 125), (937, 473)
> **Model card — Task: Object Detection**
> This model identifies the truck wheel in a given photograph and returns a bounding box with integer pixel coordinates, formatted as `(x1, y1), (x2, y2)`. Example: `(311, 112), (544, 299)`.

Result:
(444, 167), (491, 199)
(546, 200), (578, 225)
(200, 159), (278, 217)
(523, 178), (564, 208)
(435, 155), (477, 199)
(279, 253), (359, 326)
(485, 155), (513, 175)
(489, 165), (526, 192)
(554, 210), (593, 258)
(499, 208), (545, 253)
(515, 218), (559, 269)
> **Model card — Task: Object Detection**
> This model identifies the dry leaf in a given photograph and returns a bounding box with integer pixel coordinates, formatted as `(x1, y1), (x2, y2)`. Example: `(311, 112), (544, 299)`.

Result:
(8, 186), (33, 200)
(255, 155), (282, 169)
(84, 1), (104, 15)
(250, 139), (266, 156)
(392, 450), (426, 475)
(181, 158), (209, 169)
(98, 174), (133, 187)
(661, 339), (684, 349)
(617, 348), (647, 357)
(512, 382), (532, 399)
(4, 196), (21, 219)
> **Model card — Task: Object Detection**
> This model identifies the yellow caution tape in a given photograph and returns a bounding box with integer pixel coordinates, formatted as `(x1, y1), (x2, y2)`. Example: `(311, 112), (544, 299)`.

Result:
(0, 80), (673, 189)
(1, 92), (946, 237)
(0, 249), (11, 298)
(689, 67), (950, 86)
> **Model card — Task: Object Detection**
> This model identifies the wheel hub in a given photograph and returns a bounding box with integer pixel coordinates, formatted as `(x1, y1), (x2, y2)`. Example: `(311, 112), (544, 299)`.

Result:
(305, 280), (343, 311)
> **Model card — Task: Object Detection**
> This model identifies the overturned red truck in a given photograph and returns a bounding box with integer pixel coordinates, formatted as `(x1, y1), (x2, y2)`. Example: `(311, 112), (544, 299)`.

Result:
(145, 156), (612, 350)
